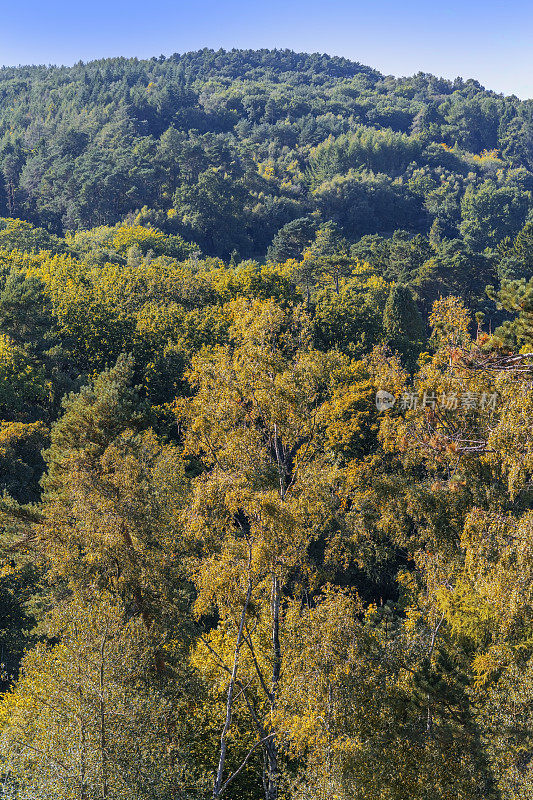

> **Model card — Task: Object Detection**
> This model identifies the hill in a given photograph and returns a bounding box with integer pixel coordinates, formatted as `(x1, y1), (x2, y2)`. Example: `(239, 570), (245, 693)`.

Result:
(1, 47), (532, 265)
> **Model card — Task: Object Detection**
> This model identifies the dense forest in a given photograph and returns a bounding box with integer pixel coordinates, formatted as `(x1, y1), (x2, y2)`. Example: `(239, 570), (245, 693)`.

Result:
(0, 48), (531, 799)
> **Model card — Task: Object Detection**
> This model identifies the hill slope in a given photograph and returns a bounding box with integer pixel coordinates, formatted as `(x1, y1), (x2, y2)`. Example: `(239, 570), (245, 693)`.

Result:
(1, 48), (532, 262)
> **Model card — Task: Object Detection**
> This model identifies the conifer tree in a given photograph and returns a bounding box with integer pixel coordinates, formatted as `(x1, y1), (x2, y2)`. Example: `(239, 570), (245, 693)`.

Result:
(489, 278), (533, 349)
(382, 283), (426, 367)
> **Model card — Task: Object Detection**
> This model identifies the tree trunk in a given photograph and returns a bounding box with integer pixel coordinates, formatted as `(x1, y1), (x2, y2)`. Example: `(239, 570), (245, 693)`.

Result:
(77, 658), (87, 800)
(262, 574), (281, 800)
(213, 578), (252, 798)
(99, 629), (109, 800)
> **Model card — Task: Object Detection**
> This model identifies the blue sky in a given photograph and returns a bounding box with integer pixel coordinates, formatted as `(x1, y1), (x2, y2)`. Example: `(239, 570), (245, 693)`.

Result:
(0, 0), (531, 98)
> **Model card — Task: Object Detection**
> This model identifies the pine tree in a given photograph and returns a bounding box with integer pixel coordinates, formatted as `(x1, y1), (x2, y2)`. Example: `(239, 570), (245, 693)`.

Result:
(383, 284), (426, 367)
(490, 278), (533, 349)
(267, 217), (317, 263)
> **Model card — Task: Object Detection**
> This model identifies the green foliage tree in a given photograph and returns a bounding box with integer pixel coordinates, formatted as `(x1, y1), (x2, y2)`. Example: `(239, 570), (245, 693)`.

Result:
(383, 283), (426, 367)
(460, 181), (530, 252)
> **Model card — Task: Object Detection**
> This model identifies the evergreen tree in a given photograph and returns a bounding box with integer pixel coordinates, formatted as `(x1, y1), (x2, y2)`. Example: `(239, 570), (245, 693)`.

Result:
(266, 216), (317, 263)
(383, 283), (426, 366)
(489, 278), (533, 349)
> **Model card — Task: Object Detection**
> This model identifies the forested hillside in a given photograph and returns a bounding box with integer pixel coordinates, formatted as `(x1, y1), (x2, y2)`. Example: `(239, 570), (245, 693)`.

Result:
(2, 48), (533, 265)
(0, 50), (532, 799)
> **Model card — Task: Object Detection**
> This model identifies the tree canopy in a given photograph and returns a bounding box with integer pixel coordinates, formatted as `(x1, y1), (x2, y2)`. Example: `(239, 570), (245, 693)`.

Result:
(0, 48), (531, 800)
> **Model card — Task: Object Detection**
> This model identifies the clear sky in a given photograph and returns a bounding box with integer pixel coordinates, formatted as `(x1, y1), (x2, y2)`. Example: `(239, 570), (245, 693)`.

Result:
(0, 0), (531, 98)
